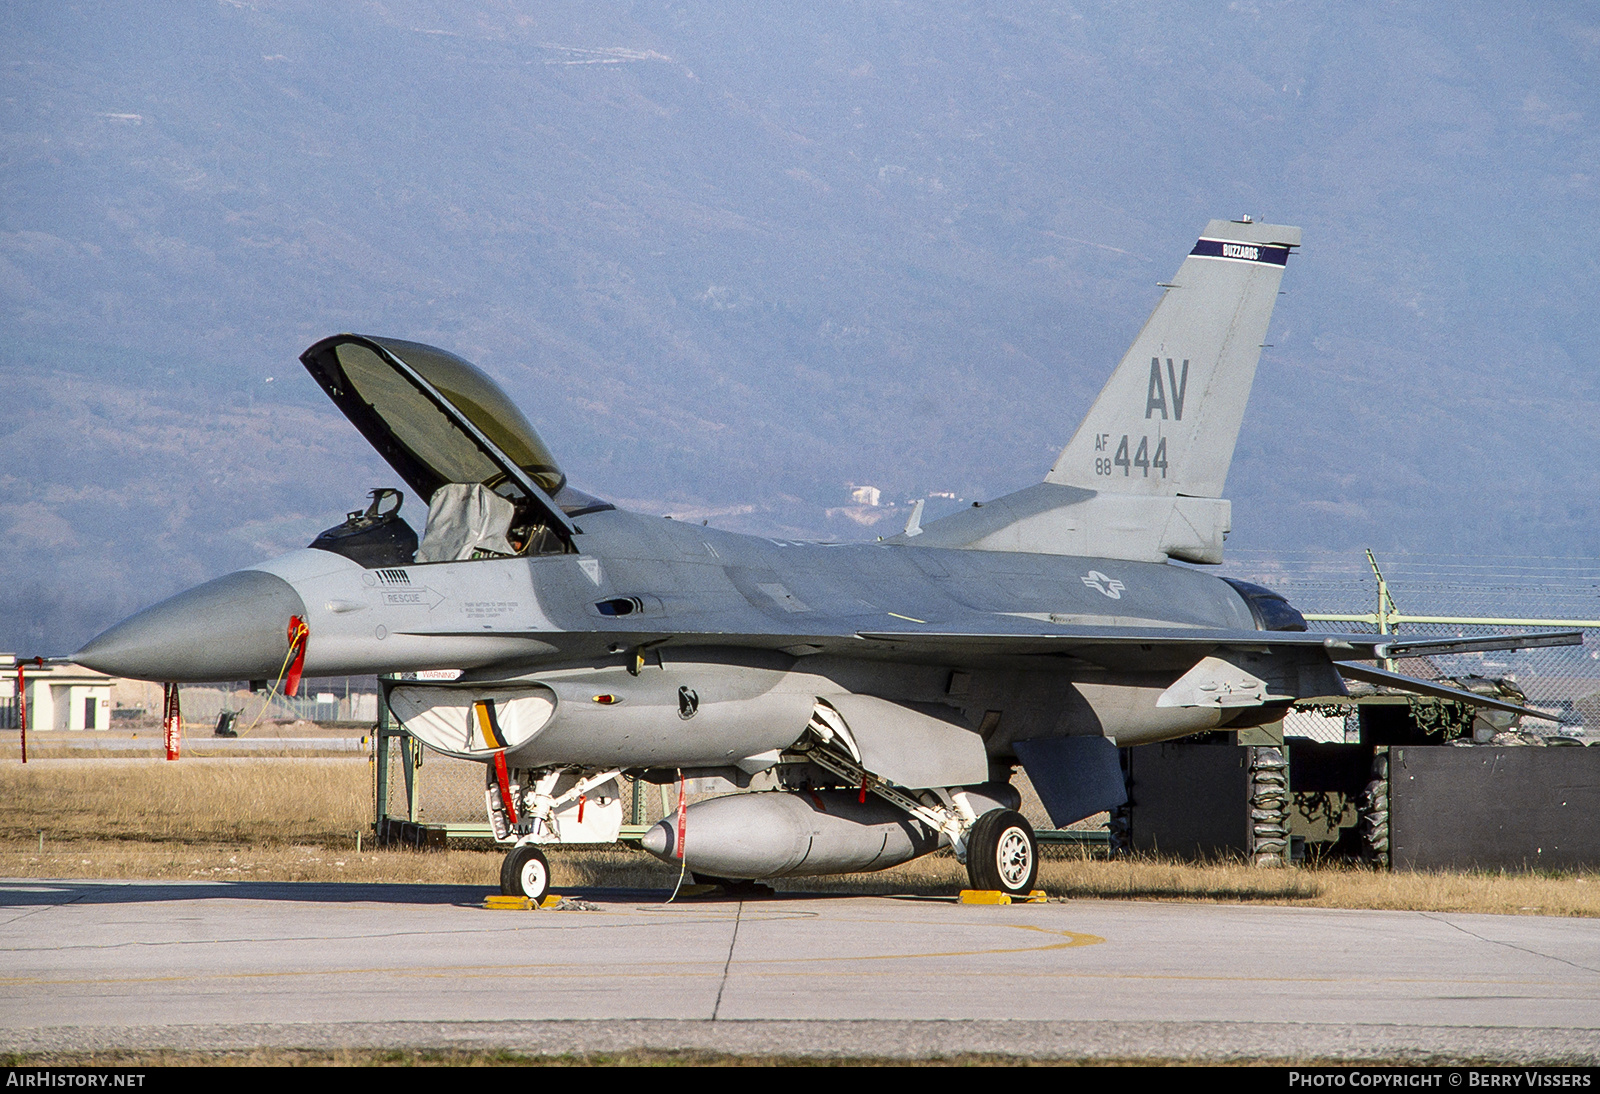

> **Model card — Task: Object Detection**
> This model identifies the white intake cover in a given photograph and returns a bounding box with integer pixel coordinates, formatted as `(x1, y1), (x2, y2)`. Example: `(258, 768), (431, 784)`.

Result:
(388, 685), (556, 759)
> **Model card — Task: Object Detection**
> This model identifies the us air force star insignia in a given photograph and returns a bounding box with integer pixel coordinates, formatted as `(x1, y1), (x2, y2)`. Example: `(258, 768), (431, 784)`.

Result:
(1082, 571), (1126, 599)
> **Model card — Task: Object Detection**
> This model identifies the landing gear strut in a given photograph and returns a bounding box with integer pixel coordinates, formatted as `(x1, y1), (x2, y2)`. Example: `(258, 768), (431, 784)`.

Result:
(965, 809), (1038, 895)
(500, 844), (551, 902)
(793, 734), (1037, 896)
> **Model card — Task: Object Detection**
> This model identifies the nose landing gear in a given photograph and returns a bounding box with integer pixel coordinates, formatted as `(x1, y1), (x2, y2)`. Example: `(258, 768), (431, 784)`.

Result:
(500, 844), (551, 903)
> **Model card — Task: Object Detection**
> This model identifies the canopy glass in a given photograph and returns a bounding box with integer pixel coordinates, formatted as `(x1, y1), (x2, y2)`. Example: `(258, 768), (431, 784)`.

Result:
(300, 335), (604, 545)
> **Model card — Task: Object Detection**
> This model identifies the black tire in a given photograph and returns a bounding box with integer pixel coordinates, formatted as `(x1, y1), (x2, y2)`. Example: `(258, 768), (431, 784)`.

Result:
(965, 809), (1038, 895)
(500, 844), (551, 902)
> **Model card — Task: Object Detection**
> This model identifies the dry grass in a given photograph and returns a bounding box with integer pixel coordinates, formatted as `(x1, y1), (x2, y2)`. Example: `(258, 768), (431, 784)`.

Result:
(2, 843), (504, 884)
(4, 757), (1600, 916)
(1036, 853), (1600, 917)
(0, 725), (364, 763)
(0, 756), (496, 885)
(0, 757), (370, 847)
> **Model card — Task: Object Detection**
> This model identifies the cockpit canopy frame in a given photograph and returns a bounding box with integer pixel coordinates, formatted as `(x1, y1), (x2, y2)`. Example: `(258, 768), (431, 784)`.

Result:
(300, 334), (578, 546)
(1221, 578), (1309, 632)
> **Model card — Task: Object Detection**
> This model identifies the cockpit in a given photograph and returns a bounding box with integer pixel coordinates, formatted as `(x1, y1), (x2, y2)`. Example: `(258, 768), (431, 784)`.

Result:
(300, 335), (612, 568)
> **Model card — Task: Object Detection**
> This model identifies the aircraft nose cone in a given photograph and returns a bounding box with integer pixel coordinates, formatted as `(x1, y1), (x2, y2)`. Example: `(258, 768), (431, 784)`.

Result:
(74, 570), (308, 682)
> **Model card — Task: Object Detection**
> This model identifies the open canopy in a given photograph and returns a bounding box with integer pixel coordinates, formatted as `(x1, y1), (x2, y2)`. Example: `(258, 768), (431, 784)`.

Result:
(300, 334), (586, 541)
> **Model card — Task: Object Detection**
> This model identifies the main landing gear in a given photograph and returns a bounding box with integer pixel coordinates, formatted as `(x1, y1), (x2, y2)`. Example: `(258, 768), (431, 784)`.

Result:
(964, 808), (1038, 896)
(797, 735), (1039, 897)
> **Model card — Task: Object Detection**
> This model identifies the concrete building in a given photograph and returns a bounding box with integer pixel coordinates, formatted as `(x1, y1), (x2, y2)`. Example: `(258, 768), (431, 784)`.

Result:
(2, 657), (115, 731)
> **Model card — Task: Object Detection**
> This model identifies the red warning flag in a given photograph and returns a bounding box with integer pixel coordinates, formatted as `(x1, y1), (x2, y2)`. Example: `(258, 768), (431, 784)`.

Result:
(676, 773), (687, 860)
(284, 616), (309, 698)
(162, 683), (181, 761)
(16, 660), (28, 764)
(492, 750), (518, 825)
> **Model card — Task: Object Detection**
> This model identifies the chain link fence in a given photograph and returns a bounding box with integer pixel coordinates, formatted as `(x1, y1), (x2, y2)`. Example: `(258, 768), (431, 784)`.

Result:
(1223, 551), (1600, 738)
(107, 684), (381, 729)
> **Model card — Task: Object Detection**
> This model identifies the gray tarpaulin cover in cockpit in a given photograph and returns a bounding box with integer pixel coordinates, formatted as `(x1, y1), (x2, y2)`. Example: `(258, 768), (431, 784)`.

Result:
(416, 483), (517, 562)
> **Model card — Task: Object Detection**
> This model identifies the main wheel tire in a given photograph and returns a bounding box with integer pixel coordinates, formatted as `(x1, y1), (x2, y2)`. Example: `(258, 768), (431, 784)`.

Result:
(500, 844), (551, 902)
(965, 809), (1038, 895)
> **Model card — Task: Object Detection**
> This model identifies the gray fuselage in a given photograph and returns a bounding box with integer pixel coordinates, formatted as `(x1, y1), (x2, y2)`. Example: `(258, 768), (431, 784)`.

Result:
(253, 507), (1269, 760)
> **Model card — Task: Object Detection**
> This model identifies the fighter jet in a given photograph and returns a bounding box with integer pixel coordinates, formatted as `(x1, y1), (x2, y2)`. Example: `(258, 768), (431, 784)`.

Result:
(74, 218), (1575, 901)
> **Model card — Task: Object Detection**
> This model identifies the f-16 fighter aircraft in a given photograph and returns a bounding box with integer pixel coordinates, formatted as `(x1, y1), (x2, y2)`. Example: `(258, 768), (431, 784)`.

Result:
(75, 218), (1575, 901)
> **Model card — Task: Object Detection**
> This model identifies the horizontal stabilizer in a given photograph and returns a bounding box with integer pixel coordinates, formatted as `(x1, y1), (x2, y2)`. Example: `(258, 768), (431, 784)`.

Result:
(1335, 662), (1557, 720)
(1367, 630), (1583, 661)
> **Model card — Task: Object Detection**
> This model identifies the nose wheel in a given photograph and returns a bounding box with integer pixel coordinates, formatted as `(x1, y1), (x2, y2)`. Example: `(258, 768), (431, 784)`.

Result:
(965, 809), (1038, 895)
(500, 844), (551, 903)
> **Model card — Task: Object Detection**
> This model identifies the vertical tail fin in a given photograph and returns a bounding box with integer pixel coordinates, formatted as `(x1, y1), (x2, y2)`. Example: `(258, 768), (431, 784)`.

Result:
(900, 218), (1298, 563)
(1046, 218), (1300, 499)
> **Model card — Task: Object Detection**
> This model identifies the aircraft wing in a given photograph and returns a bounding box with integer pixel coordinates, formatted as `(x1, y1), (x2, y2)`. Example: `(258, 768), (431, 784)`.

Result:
(853, 626), (1579, 658)
(850, 626), (1572, 719)
(855, 626), (1374, 654)
(425, 615), (1576, 722)
(1369, 630), (1584, 660)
